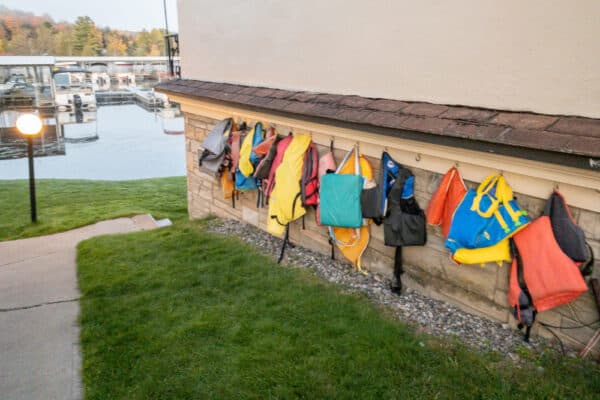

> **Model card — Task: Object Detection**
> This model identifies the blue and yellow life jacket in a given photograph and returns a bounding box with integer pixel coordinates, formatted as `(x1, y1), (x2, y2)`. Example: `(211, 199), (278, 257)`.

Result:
(445, 174), (529, 265)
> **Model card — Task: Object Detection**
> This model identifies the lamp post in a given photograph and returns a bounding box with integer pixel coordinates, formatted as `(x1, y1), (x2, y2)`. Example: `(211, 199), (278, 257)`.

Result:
(16, 113), (43, 223)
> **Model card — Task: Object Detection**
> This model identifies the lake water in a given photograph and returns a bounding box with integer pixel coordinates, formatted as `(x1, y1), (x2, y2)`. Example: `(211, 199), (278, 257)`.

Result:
(0, 104), (185, 180)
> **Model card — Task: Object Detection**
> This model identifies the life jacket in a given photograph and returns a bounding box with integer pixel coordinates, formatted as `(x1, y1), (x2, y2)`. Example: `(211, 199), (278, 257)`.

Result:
(426, 167), (467, 238)
(322, 145), (373, 271)
(383, 168), (426, 248)
(254, 129), (281, 181)
(229, 129), (242, 173)
(267, 133), (312, 238)
(320, 146), (365, 228)
(315, 141), (337, 226)
(445, 174), (529, 265)
(235, 122), (265, 191)
(221, 167), (235, 200)
(544, 191), (593, 267)
(318, 145), (336, 178)
(264, 134), (294, 202)
(380, 155), (427, 292)
(508, 215), (589, 341)
(301, 142), (319, 207)
(198, 118), (233, 174)
(253, 127), (277, 157)
(360, 151), (398, 224)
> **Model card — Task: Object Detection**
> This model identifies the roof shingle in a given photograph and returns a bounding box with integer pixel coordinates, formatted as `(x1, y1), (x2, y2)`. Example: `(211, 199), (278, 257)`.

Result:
(156, 79), (600, 158)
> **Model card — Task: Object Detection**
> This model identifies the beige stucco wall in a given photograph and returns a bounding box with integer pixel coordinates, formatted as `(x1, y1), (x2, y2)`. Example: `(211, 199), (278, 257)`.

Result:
(177, 0), (600, 118)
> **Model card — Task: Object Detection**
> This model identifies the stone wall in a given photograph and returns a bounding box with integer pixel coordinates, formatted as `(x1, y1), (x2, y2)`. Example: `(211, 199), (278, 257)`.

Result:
(185, 111), (600, 349)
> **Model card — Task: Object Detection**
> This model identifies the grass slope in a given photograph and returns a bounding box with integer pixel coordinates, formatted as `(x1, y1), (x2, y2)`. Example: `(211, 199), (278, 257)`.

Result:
(0, 178), (187, 241)
(78, 223), (600, 400)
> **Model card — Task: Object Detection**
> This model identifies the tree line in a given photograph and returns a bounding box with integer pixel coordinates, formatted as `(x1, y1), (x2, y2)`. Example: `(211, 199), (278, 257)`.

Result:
(0, 6), (167, 56)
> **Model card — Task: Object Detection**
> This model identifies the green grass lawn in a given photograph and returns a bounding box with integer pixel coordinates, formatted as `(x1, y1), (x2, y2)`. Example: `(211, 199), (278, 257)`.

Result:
(2, 178), (598, 398)
(77, 222), (600, 400)
(0, 177), (187, 241)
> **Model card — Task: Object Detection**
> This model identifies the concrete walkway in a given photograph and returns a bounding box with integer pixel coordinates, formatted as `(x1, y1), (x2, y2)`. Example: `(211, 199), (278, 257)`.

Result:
(0, 215), (166, 400)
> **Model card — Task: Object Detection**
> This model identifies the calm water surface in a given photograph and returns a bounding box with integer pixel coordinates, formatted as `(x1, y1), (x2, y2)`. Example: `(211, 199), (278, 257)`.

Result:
(0, 105), (185, 180)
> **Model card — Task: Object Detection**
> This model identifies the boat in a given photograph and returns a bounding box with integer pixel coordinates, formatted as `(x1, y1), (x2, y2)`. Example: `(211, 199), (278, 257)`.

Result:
(161, 108), (184, 135)
(163, 129), (184, 135)
(89, 63), (111, 91)
(125, 87), (171, 109)
(53, 69), (97, 112)
(0, 74), (27, 92)
(92, 72), (111, 91)
(113, 62), (136, 88)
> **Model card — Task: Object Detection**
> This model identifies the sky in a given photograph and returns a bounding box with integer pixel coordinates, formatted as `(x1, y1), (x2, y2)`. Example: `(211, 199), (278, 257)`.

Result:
(0, 0), (179, 32)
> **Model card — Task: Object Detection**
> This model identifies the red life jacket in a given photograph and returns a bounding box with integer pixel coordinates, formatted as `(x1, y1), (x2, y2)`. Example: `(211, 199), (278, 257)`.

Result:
(264, 135), (294, 201)
(301, 142), (319, 207)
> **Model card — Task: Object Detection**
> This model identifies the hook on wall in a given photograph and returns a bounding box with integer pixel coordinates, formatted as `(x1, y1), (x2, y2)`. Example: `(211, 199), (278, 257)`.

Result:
(553, 182), (560, 191)
(454, 161), (459, 169)
(415, 153), (422, 162)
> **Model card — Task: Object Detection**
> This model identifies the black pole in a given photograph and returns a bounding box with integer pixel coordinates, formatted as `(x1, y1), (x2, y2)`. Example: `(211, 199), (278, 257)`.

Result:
(163, 0), (174, 77)
(163, 0), (170, 35)
(27, 135), (37, 223)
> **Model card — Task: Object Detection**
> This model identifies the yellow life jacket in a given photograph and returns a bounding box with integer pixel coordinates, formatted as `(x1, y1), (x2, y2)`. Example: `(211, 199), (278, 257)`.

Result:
(267, 133), (312, 237)
(238, 124), (260, 177)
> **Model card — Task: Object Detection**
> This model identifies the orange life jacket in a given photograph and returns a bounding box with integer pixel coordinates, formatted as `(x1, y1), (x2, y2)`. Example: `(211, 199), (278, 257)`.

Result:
(426, 167), (467, 238)
(508, 215), (588, 340)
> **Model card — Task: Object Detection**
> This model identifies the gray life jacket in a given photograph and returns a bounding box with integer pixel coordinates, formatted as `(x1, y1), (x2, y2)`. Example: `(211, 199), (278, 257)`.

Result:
(198, 118), (233, 173)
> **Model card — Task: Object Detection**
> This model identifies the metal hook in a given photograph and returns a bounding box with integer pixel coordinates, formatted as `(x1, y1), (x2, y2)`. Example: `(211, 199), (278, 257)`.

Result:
(454, 161), (459, 168)
(329, 137), (334, 152)
(499, 170), (504, 176)
(415, 153), (421, 162)
(384, 146), (389, 153)
(553, 183), (560, 191)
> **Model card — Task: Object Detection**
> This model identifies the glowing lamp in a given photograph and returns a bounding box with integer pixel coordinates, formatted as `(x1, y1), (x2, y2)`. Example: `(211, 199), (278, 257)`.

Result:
(16, 113), (43, 135)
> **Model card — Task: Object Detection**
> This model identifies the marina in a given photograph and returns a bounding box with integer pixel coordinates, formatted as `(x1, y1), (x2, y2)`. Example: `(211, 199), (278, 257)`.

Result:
(0, 56), (180, 111)
(0, 56), (184, 180)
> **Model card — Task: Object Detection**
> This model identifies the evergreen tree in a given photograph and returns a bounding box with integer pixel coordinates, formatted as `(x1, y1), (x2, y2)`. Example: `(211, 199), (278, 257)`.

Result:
(71, 16), (102, 56)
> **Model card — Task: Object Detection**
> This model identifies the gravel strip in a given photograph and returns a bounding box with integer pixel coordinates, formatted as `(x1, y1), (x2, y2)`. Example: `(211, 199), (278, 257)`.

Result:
(208, 218), (572, 360)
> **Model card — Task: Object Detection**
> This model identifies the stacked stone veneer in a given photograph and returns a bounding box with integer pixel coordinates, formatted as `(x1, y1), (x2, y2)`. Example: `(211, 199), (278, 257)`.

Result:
(185, 112), (600, 349)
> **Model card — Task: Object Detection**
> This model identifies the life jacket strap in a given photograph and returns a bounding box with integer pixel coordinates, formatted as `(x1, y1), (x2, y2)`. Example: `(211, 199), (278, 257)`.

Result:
(277, 224), (290, 264)
(510, 238), (537, 341)
(256, 184), (263, 208)
(391, 246), (403, 294)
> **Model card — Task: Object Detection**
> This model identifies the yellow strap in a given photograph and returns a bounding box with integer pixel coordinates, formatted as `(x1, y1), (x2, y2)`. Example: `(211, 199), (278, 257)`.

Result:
(471, 174), (500, 217)
(471, 174), (519, 221)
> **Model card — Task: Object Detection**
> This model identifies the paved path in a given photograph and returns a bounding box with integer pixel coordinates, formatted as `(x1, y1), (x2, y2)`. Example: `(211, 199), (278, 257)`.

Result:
(0, 215), (164, 400)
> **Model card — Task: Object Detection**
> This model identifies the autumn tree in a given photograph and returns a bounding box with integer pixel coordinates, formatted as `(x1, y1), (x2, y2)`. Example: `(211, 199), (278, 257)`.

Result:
(132, 28), (165, 56)
(31, 21), (56, 55)
(105, 32), (127, 56)
(0, 6), (169, 56)
(6, 30), (32, 55)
